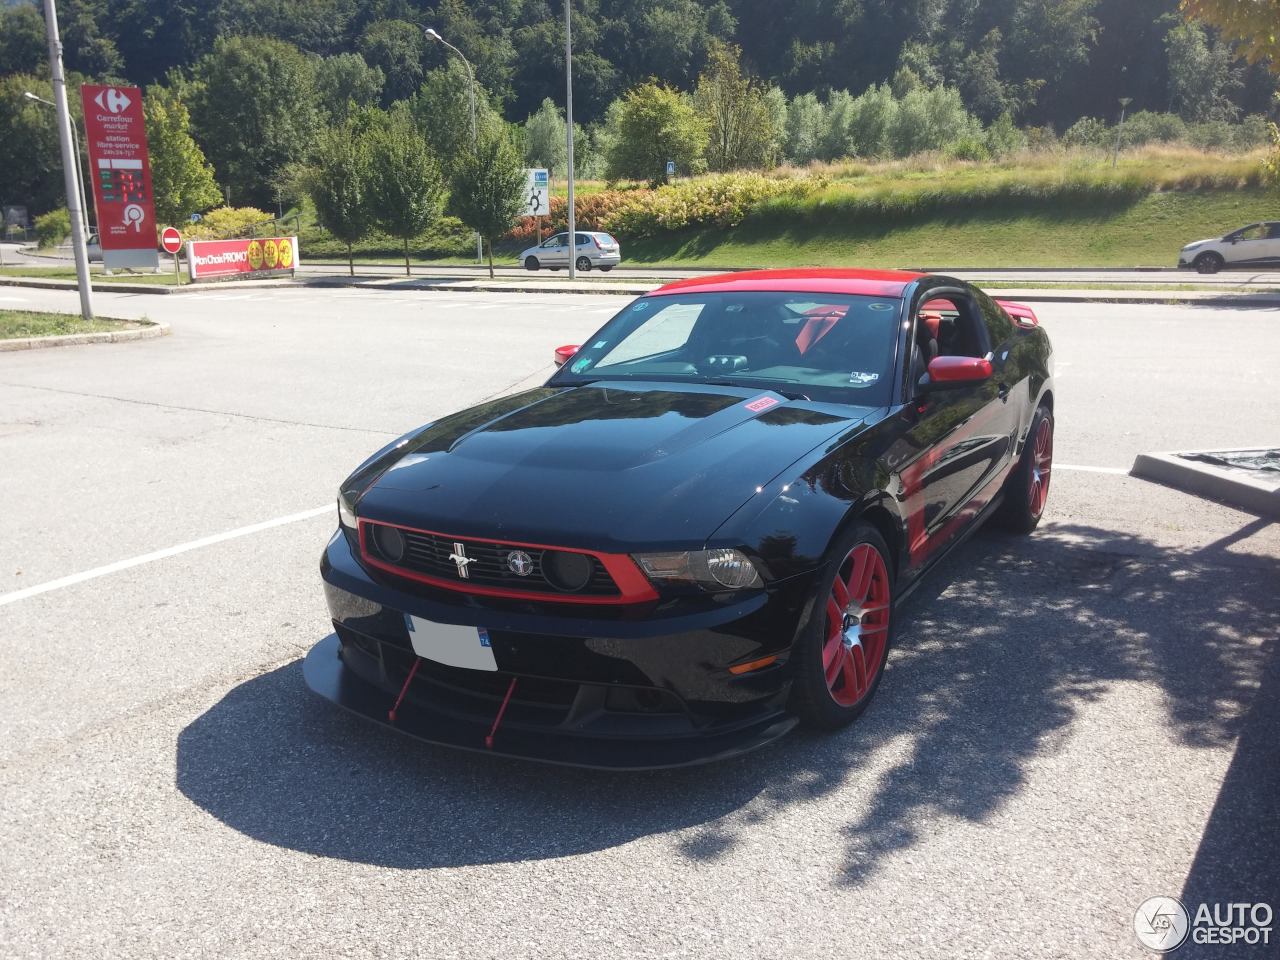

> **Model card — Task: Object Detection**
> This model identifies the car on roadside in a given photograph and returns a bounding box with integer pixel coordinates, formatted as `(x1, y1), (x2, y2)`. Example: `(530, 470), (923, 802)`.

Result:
(86, 232), (102, 262)
(307, 269), (1054, 768)
(1178, 221), (1280, 273)
(520, 231), (621, 272)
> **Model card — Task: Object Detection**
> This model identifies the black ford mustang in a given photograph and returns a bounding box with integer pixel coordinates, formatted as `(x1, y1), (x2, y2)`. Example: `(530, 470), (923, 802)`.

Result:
(306, 269), (1055, 768)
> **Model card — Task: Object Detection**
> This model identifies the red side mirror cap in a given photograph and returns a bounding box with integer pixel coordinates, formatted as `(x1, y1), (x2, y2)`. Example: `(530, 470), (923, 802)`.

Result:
(553, 344), (580, 367)
(927, 356), (993, 384)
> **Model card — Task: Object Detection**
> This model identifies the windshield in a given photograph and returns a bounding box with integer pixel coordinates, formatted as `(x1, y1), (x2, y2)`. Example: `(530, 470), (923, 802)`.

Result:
(550, 291), (902, 405)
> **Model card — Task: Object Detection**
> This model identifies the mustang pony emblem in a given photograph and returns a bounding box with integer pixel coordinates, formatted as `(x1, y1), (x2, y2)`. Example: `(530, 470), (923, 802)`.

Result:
(506, 550), (534, 577)
(448, 542), (474, 579)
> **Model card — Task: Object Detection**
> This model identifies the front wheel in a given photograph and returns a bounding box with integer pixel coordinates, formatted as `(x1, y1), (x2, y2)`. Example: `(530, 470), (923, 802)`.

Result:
(789, 523), (894, 730)
(996, 405), (1054, 534)
(1195, 252), (1224, 274)
(524, 256), (540, 271)
(576, 256), (592, 272)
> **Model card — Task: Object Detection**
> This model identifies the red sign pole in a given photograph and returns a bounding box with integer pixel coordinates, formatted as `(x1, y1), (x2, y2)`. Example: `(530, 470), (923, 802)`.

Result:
(80, 84), (158, 271)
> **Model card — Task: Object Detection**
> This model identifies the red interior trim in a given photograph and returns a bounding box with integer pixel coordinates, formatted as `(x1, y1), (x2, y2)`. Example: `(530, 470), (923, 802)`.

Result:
(358, 519), (659, 605)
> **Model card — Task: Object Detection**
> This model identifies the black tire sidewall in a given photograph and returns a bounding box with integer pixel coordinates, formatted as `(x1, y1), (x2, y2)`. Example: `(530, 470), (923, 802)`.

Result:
(576, 257), (592, 271)
(525, 257), (539, 271)
(789, 522), (895, 730)
(1195, 253), (1223, 274)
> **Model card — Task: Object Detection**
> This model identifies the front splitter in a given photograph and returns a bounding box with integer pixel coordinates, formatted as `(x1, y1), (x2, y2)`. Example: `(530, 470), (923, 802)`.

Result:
(302, 635), (797, 771)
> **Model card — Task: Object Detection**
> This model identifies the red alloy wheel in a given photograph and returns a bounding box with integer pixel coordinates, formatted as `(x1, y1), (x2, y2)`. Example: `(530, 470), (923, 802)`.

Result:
(1028, 417), (1054, 518)
(822, 543), (891, 707)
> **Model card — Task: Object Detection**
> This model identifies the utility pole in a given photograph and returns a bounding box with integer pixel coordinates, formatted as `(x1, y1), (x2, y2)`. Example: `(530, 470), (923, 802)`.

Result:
(41, 0), (93, 320)
(426, 28), (484, 265)
(565, 0), (576, 281)
(1112, 97), (1132, 169)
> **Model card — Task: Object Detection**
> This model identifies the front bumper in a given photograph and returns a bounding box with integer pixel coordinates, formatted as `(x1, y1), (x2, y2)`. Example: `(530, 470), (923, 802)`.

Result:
(308, 530), (815, 769)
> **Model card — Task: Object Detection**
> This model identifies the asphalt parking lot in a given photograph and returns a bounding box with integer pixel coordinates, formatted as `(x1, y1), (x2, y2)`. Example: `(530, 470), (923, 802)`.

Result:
(1, 286), (1277, 959)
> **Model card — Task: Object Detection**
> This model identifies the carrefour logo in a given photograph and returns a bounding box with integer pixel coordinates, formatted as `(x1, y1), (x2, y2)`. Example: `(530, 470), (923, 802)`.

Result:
(93, 88), (132, 114)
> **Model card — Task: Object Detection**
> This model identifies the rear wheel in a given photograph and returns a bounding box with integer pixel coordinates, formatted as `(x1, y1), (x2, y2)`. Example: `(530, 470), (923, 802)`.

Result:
(996, 405), (1054, 534)
(576, 256), (592, 272)
(790, 523), (894, 730)
(1195, 252), (1224, 274)
(524, 256), (540, 271)
(599, 266), (614, 273)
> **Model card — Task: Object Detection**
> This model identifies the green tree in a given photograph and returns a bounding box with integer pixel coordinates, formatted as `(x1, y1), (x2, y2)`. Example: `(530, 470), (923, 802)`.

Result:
(523, 98), (568, 176)
(0, 75), (64, 216)
(694, 41), (780, 171)
(145, 87), (222, 226)
(365, 109), (446, 275)
(0, 5), (47, 76)
(1181, 0), (1280, 70)
(604, 81), (708, 186)
(449, 132), (526, 278)
(1166, 21), (1241, 122)
(358, 19), (426, 105)
(784, 92), (827, 165)
(189, 36), (321, 209)
(408, 61), (503, 178)
(314, 52), (385, 122)
(305, 121), (373, 276)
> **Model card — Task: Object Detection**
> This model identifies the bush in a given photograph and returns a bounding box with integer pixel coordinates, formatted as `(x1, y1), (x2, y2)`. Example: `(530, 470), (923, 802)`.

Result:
(599, 172), (803, 237)
(34, 208), (71, 248)
(1122, 111), (1188, 147)
(985, 112), (1027, 158)
(1062, 117), (1111, 149)
(945, 134), (990, 162)
(185, 205), (274, 240)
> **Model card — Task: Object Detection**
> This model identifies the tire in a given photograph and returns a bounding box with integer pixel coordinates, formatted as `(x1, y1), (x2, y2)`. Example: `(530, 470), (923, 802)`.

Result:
(995, 405), (1054, 534)
(549, 266), (561, 271)
(789, 522), (895, 730)
(1195, 252), (1224, 274)
(576, 256), (592, 272)
(524, 256), (540, 271)
(599, 266), (614, 273)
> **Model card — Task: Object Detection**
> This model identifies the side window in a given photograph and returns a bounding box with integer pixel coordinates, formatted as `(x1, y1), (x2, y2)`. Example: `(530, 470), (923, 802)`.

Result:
(575, 233), (590, 246)
(1268, 224), (1280, 240)
(543, 234), (564, 248)
(917, 295), (987, 360)
(973, 290), (1015, 348)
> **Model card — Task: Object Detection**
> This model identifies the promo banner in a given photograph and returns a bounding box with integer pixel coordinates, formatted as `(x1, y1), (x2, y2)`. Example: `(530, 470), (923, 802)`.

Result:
(80, 84), (158, 269)
(187, 236), (299, 281)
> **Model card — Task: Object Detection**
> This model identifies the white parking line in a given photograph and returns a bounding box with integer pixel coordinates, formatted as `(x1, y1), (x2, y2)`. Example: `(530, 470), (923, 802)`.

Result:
(0, 505), (331, 608)
(1057, 464), (1130, 475)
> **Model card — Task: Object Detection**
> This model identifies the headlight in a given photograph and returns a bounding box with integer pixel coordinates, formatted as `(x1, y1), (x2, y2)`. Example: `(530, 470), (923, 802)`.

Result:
(633, 548), (763, 591)
(337, 491), (357, 530)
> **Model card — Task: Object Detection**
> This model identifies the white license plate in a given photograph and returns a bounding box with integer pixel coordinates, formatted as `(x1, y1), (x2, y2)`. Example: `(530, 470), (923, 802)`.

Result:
(404, 615), (497, 672)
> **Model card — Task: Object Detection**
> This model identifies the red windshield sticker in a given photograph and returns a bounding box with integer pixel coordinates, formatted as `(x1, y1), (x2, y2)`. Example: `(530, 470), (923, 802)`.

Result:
(745, 395), (780, 413)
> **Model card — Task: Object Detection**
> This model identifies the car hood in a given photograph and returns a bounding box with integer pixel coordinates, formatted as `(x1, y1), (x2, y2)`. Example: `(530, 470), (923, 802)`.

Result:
(353, 382), (871, 551)
(1182, 237), (1217, 250)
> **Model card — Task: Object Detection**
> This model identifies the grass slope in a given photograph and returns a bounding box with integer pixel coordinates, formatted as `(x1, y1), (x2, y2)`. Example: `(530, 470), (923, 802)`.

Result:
(622, 189), (1275, 268)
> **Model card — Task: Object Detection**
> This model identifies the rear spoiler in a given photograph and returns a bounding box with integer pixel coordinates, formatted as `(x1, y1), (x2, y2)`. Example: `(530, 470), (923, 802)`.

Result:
(995, 300), (1039, 328)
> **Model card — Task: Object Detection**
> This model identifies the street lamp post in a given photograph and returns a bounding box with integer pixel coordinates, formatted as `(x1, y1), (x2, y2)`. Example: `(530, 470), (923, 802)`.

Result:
(39, 0), (93, 321)
(25, 90), (91, 239)
(426, 27), (484, 265)
(1113, 97), (1133, 169)
(564, 0), (576, 281)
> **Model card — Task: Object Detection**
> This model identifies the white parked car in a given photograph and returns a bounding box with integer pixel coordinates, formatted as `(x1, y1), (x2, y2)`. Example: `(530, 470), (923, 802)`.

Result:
(520, 231), (621, 272)
(1178, 221), (1280, 274)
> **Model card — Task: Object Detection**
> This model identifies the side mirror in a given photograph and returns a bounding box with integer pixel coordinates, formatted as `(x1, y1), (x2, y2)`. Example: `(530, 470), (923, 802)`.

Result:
(918, 356), (993, 393)
(553, 344), (580, 367)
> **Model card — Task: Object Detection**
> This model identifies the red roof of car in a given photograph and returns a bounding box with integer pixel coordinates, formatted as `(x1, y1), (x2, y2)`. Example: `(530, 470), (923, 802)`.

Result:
(653, 268), (925, 299)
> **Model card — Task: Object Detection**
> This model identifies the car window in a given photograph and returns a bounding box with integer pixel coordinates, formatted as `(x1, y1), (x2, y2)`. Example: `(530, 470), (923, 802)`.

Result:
(1229, 224), (1265, 242)
(1268, 224), (1280, 240)
(542, 234), (564, 248)
(599, 234), (617, 245)
(552, 291), (902, 405)
(575, 233), (590, 246)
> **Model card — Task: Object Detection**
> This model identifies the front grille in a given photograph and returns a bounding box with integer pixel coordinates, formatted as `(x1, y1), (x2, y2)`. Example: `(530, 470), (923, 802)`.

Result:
(363, 522), (620, 597)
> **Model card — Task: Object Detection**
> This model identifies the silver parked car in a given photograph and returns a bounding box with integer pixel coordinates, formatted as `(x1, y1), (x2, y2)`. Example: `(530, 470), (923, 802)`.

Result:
(520, 231), (621, 272)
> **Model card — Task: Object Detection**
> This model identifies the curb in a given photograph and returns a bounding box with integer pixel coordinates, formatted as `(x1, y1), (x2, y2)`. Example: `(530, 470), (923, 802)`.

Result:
(0, 319), (170, 352)
(1131, 450), (1280, 519)
(0, 276), (301, 295)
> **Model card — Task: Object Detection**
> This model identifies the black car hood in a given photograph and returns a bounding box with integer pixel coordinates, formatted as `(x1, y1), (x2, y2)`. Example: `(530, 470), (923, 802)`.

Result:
(354, 382), (872, 551)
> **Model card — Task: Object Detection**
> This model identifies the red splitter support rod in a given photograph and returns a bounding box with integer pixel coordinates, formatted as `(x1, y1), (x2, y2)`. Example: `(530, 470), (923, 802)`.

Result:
(388, 657), (422, 724)
(485, 678), (519, 749)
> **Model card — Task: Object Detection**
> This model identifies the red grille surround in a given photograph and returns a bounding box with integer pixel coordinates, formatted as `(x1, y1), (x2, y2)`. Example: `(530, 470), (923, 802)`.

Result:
(357, 519), (659, 605)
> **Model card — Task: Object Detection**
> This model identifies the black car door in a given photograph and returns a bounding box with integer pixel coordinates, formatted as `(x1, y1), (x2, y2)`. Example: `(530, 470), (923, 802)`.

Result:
(894, 288), (1018, 570)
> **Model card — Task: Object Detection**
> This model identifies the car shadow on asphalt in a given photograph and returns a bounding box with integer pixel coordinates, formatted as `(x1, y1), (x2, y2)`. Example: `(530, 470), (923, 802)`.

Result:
(175, 521), (1279, 885)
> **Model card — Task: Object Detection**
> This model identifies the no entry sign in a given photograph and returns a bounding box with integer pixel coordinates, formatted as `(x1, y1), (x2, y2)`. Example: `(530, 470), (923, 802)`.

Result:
(161, 227), (182, 254)
(80, 84), (158, 270)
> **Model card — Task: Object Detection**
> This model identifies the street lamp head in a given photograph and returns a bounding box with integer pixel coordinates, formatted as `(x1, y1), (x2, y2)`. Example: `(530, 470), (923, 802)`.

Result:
(23, 91), (40, 102)
(425, 28), (442, 41)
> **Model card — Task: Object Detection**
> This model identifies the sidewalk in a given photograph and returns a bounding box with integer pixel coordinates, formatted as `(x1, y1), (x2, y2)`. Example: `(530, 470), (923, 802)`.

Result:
(4, 270), (1280, 306)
